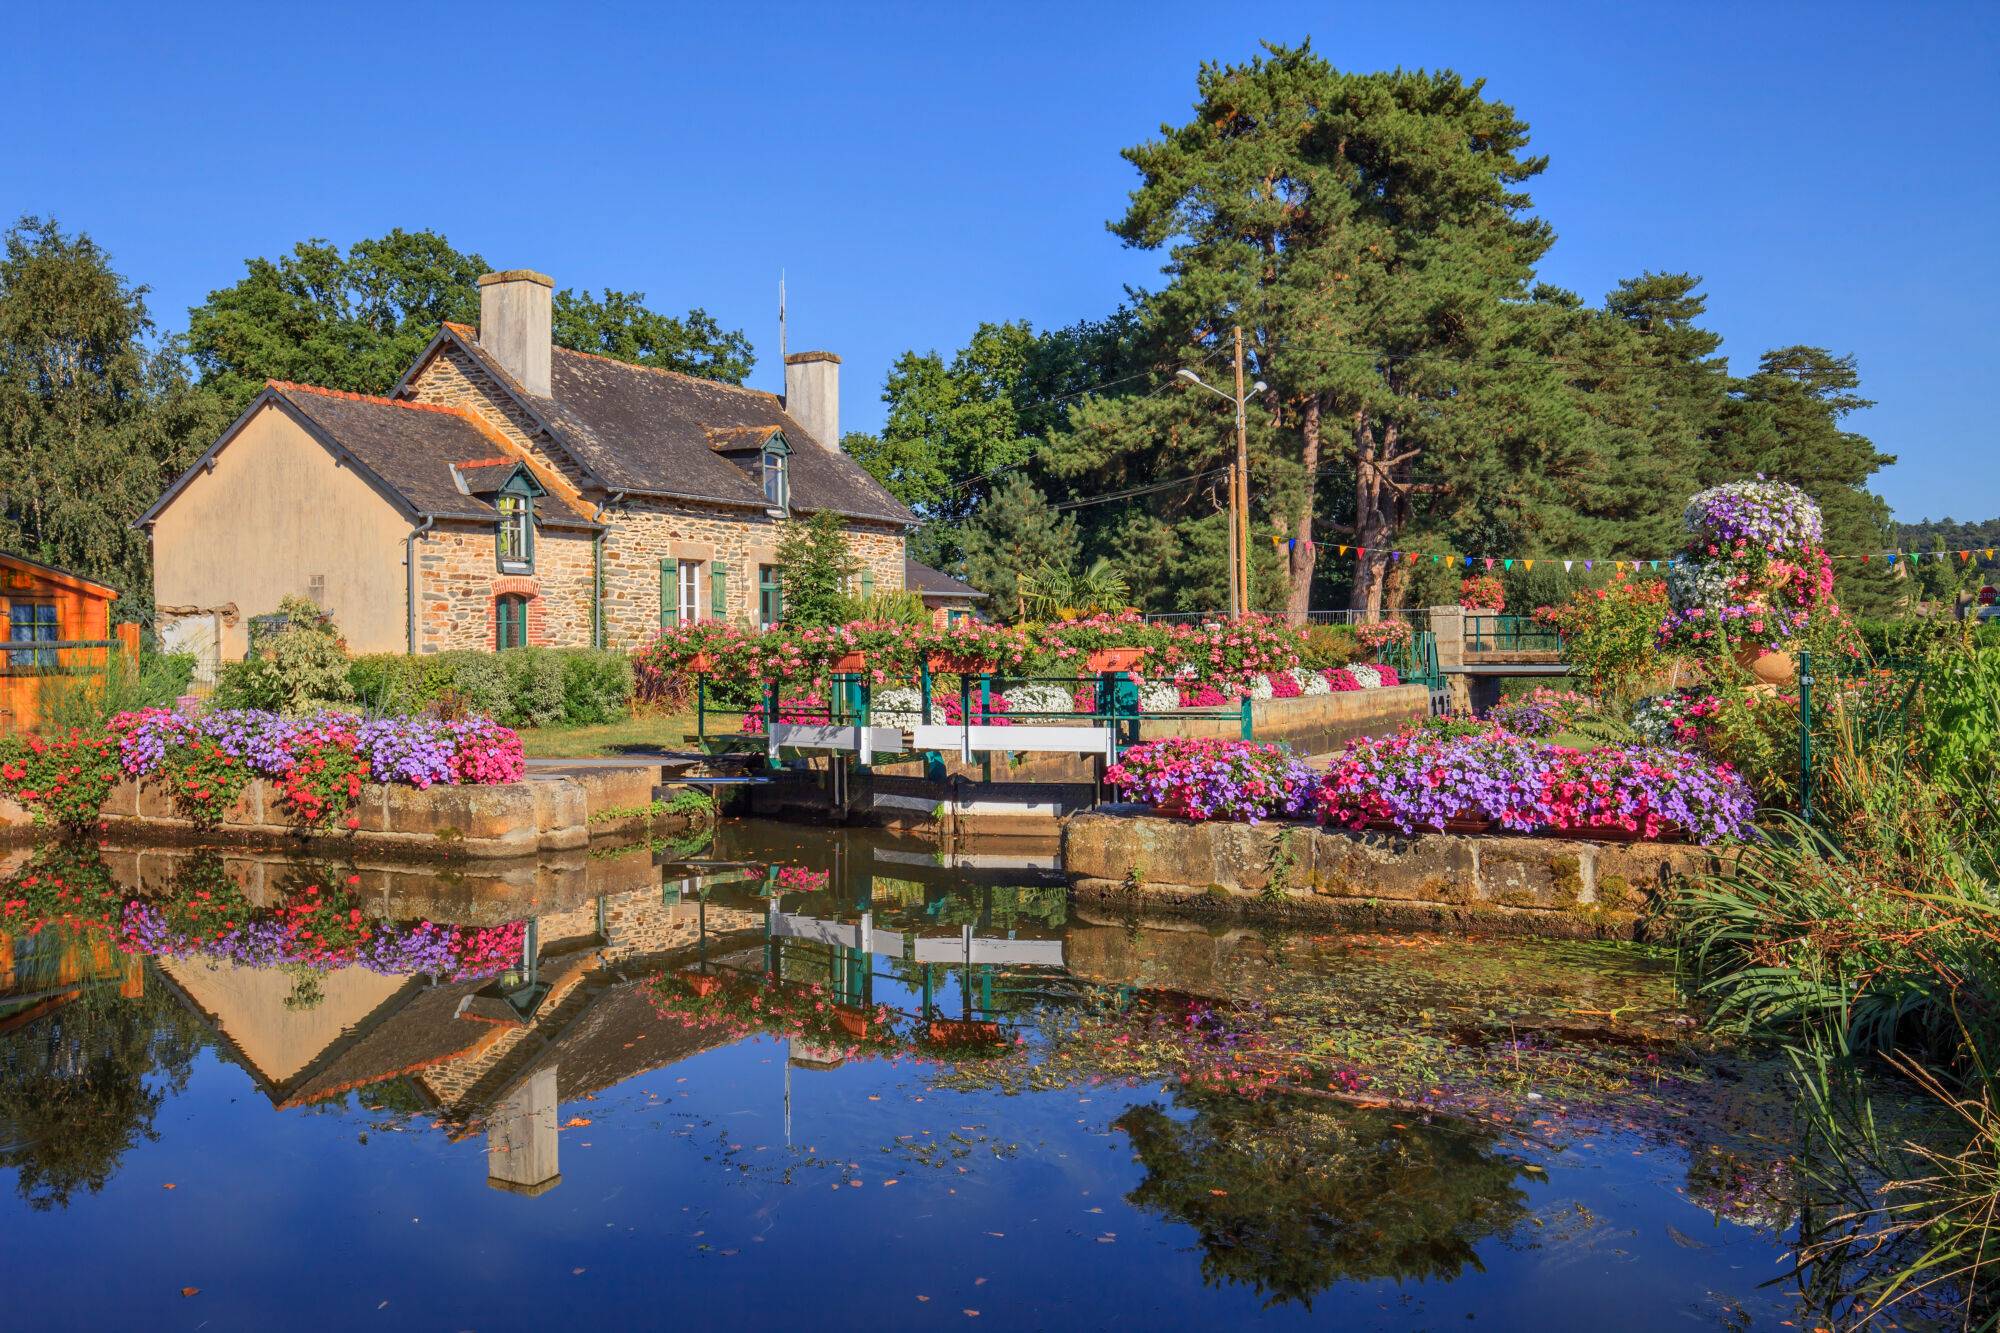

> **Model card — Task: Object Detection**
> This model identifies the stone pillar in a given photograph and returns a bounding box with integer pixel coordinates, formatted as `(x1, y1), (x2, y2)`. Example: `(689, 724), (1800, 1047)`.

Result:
(486, 1064), (560, 1196)
(1430, 605), (1473, 714)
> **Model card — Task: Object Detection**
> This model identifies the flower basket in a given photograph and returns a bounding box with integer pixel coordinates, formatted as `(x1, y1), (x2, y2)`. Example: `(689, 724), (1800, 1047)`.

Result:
(834, 1004), (874, 1038)
(832, 651), (867, 673)
(1732, 643), (1796, 686)
(687, 652), (716, 674)
(680, 969), (722, 998)
(927, 1018), (1004, 1047)
(1086, 647), (1145, 674)
(1444, 814), (1496, 835)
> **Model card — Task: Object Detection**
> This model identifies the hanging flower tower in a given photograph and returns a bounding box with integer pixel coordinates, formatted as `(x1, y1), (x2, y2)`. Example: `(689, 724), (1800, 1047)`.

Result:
(1656, 479), (1839, 676)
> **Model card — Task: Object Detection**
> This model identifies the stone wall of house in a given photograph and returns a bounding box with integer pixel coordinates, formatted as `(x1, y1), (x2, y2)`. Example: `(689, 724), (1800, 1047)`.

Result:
(416, 521), (597, 652)
(407, 340), (907, 651)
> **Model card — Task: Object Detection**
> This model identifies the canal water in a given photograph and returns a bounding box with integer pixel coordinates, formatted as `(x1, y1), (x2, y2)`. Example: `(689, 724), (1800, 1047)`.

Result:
(2, 822), (1809, 1329)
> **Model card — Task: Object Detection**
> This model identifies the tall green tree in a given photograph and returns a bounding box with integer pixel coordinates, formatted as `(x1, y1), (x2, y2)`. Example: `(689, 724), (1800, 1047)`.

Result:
(0, 217), (229, 614)
(1107, 43), (1557, 614)
(187, 229), (753, 406)
(960, 474), (1081, 620)
(773, 509), (861, 627)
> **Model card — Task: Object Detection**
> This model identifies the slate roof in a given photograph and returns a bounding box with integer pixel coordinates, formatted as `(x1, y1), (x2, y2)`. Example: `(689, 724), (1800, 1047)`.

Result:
(139, 383), (599, 530)
(904, 559), (986, 601)
(413, 324), (912, 526)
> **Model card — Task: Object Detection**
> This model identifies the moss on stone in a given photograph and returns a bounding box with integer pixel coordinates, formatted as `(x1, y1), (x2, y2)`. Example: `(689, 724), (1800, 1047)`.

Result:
(1550, 854), (1583, 907)
(1597, 873), (1635, 909)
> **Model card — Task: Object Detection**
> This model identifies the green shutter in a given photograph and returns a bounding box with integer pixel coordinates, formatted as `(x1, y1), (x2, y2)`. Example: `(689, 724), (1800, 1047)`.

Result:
(660, 559), (677, 627)
(860, 569), (875, 601)
(710, 560), (729, 617)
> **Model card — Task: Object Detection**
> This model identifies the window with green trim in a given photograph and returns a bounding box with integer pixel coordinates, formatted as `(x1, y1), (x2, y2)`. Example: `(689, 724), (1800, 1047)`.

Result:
(496, 594), (529, 649)
(762, 439), (790, 511)
(495, 475), (536, 573)
(758, 565), (783, 628)
(8, 601), (58, 667)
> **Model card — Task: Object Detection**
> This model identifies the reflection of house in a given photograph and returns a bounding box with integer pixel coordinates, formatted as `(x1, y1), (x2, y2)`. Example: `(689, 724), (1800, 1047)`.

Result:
(151, 884), (763, 1196)
(0, 922), (144, 1033)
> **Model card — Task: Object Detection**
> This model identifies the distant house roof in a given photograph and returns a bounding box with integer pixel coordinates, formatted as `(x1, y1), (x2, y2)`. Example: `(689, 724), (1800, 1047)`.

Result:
(904, 559), (986, 602)
(394, 324), (913, 526)
(0, 551), (118, 599)
(140, 383), (600, 530)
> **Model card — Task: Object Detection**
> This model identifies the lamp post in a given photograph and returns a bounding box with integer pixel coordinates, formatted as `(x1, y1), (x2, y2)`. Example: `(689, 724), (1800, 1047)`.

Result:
(1177, 331), (1265, 618)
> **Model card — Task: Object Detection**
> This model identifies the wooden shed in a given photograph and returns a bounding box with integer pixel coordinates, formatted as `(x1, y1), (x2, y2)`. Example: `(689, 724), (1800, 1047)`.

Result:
(0, 552), (130, 734)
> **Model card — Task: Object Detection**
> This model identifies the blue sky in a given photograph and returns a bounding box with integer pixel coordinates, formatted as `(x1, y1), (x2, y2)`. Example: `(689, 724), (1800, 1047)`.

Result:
(7, 1), (1994, 521)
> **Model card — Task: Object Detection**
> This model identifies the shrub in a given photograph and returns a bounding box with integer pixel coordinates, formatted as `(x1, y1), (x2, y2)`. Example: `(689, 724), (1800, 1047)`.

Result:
(37, 652), (194, 734)
(1459, 574), (1505, 611)
(1534, 572), (1679, 700)
(0, 731), (123, 830)
(502, 649), (568, 728)
(558, 649), (634, 725)
(1297, 623), (1360, 668)
(219, 596), (353, 712)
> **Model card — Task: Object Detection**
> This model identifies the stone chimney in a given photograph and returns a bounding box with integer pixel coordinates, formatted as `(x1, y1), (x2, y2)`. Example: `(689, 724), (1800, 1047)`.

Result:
(477, 270), (554, 398)
(784, 351), (840, 450)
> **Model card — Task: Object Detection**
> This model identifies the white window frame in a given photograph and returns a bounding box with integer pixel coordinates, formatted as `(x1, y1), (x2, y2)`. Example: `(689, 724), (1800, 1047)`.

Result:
(677, 559), (702, 624)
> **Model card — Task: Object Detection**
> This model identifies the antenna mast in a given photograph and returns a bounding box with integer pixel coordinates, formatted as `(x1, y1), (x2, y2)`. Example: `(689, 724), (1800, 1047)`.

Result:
(779, 270), (787, 367)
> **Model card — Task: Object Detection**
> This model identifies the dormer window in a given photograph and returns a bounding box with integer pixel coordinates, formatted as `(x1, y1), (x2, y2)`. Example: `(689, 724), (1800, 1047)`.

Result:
(494, 471), (539, 573)
(762, 440), (790, 511)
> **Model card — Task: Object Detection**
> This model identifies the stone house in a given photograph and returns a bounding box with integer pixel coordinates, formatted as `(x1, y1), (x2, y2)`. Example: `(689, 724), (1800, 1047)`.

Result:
(903, 557), (986, 625)
(142, 269), (917, 666)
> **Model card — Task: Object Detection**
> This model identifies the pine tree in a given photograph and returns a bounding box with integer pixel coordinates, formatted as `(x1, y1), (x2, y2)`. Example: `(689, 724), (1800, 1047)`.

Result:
(773, 509), (861, 627)
(961, 474), (1081, 620)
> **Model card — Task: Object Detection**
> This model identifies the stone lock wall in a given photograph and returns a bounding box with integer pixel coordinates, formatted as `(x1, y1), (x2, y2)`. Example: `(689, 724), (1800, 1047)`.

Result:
(1063, 811), (1725, 939)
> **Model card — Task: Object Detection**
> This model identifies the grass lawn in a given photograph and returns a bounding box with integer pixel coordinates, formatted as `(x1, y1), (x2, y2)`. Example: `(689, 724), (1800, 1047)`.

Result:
(518, 710), (698, 758)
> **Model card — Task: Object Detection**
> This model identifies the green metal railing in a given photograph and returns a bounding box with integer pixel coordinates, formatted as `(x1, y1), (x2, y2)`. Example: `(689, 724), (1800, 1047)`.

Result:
(1464, 615), (1562, 654)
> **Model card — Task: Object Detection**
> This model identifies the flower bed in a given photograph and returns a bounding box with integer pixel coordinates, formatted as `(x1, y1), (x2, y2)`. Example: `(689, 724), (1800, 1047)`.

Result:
(1487, 688), (1595, 738)
(1317, 728), (1754, 843)
(1, 707), (526, 832)
(1103, 737), (1318, 823)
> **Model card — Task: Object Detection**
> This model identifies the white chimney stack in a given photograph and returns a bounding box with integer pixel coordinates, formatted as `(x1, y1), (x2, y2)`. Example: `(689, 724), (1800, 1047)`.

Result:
(784, 351), (840, 450)
(477, 270), (554, 398)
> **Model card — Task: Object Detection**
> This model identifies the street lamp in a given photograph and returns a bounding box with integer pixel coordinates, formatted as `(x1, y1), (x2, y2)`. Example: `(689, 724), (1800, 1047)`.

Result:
(1176, 350), (1265, 617)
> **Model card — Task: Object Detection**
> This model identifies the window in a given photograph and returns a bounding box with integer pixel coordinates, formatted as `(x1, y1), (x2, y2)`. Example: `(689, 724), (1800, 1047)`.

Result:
(8, 602), (59, 668)
(496, 482), (535, 573)
(678, 560), (702, 625)
(495, 594), (529, 649)
(762, 446), (789, 510)
(758, 565), (783, 628)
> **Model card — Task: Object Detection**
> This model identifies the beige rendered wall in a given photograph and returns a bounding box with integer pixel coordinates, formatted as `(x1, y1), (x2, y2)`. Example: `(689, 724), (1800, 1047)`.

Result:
(151, 404), (413, 659)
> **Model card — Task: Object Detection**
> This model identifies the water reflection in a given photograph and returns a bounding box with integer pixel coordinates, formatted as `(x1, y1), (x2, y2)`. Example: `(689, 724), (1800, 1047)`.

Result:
(0, 827), (1810, 1320)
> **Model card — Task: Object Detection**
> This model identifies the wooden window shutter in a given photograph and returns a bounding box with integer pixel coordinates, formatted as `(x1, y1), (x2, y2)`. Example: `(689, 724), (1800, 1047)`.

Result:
(659, 559), (677, 626)
(710, 560), (729, 617)
(860, 569), (875, 601)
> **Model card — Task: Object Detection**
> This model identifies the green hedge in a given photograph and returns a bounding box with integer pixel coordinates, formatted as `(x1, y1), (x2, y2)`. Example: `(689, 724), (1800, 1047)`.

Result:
(348, 648), (634, 728)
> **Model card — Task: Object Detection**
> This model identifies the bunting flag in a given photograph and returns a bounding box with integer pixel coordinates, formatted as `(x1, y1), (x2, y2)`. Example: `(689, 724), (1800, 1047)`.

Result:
(1523, 559), (1535, 571)
(1563, 560), (1573, 573)
(1294, 543), (2000, 569)
(1483, 557), (1495, 570)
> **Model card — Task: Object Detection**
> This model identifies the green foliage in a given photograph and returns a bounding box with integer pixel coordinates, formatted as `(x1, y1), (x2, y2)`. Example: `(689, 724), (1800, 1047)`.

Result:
(843, 589), (929, 625)
(0, 216), (231, 620)
(37, 653), (194, 734)
(1296, 623), (1360, 669)
(960, 474), (1081, 620)
(346, 647), (633, 727)
(211, 596), (352, 713)
(773, 509), (861, 627)
(1534, 574), (1681, 700)
(1015, 558), (1130, 620)
(186, 228), (753, 407)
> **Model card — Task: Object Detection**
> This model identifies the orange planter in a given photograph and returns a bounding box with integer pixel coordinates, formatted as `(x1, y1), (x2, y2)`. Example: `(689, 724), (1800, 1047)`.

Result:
(834, 1006), (872, 1038)
(928, 1018), (1004, 1046)
(832, 651), (867, 672)
(1732, 643), (1796, 686)
(687, 652), (715, 674)
(681, 970), (722, 997)
(1086, 647), (1145, 674)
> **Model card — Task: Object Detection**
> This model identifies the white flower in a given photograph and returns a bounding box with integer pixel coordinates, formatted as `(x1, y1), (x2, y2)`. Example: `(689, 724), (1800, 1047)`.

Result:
(1245, 675), (1275, 701)
(1139, 681), (1181, 713)
(1349, 664), (1383, 689)
(1292, 667), (1332, 696)
(871, 686), (924, 730)
(1002, 682), (1076, 724)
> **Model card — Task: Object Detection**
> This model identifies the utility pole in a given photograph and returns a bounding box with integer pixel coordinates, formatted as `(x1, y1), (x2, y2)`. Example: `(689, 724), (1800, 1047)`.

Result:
(1224, 463), (1241, 616)
(1232, 326), (1251, 615)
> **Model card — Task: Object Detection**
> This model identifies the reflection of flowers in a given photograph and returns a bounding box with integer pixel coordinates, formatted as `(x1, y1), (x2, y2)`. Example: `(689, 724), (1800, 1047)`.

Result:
(117, 893), (523, 980)
(774, 866), (829, 893)
(646, 970), (898, 1056)
(1684, 1147), (1799, 1234)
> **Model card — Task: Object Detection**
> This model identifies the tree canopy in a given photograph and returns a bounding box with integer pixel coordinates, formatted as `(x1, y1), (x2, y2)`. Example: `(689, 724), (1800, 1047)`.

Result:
(187, 228), (753, 407)
(849, 42), (1896, 619)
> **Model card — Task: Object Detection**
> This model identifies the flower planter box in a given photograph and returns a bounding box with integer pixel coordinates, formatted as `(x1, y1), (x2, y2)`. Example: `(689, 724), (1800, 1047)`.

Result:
(687, 652), (716, 674)
(832, 651), (867, 673)
(1086, 647), (1145, 674)
(926, 654), (997, 676)
(834, 1005), (873, 1038)
(681, 970), (723, 997)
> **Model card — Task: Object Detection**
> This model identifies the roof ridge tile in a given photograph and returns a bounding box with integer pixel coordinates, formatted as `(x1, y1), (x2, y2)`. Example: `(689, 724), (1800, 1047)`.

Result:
(267, 379), (463, 416)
